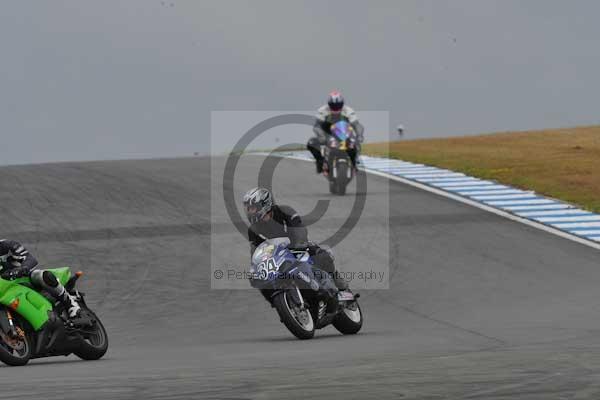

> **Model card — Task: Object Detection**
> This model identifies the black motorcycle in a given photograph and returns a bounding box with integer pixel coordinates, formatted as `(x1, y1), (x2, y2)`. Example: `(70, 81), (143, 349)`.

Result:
(249, 237), (363, 340)
(322, 120), (358, 195)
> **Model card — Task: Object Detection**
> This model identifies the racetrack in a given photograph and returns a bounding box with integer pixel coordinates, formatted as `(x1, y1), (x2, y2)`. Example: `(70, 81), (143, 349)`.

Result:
(2, 155), (600, 399)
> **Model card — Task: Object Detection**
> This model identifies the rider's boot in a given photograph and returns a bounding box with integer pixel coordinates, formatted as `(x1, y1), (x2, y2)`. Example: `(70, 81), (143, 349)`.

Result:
(348, 148), (358, 170)
(353, 155), (360, 173)
(333, 273), (349, 292)
(31, 270), (82, 320)
(324, 287), (339, 313)
(312, 250), (348, 292)
(58, 288), (82, 319)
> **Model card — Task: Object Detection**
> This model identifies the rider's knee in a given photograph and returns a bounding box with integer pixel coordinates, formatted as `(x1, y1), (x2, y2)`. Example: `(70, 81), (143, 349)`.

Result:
(42, 271), (59, 287)
(313, 252), (335, 273)
(31, 269), (59, 288)
(307, 137), (319, 150)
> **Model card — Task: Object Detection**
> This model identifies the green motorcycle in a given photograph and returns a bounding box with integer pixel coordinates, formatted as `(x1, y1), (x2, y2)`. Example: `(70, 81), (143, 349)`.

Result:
(0, 265), (108, 366)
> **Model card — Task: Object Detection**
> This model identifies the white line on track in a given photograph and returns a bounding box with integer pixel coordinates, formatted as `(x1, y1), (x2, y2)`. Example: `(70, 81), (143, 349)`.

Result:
(434, 181), (495, 188)
(403, 173), (465, 178)
(486, 199), (555, 206)
(534, 215), (600, 223)
(471, 194), (538, 201)
(447, 186), (510, 192)
(364, 163), (423, 168)
(501, 204), (572, 211)
(384, 168), (441, 173)
(256, 153), (600, 251)
(517, 209), (591, 217)
(567, 230), (600, 235)
(363, 168), (600, 250)
(460, 189), (530, 196)
(417, 178), (479, 184)
(551, 222), (600, 229)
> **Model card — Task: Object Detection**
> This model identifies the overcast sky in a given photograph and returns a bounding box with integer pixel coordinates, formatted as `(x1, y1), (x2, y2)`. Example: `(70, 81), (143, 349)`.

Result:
(1, 0), (599, 165)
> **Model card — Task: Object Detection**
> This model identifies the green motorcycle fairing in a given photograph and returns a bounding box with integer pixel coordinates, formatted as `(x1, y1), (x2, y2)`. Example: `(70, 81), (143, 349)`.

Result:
(0, 267), (73, 331)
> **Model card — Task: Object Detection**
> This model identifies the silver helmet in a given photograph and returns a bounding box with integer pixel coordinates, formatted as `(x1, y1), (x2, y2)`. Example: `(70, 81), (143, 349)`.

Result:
(242, 187), (274, 224)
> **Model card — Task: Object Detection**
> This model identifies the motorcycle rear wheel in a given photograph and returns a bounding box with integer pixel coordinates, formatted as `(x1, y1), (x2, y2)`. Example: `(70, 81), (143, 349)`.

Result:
(332, 300), (363, 335)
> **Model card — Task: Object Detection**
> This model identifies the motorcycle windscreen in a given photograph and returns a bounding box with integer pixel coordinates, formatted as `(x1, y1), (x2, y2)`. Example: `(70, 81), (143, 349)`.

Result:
(250, 237), (292, 281)
(331, 121), (352, 142)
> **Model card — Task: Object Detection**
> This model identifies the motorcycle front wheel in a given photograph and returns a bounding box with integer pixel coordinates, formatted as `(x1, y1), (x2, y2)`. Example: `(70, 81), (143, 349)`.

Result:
(333, 159), (349, 196)
(0, 311), (32, 366)
(273, 291), (315, 340)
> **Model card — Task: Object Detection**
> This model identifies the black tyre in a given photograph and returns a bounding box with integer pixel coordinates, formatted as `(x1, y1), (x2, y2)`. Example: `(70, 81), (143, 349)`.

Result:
(273, 291), (315, 340)
(336, 180), (347, 195)
(335, 162), (348, 195)
(329, 180), (337, 194)
(332, 301), (363, 335)
(73, 310), (108, 360)
(0, 313), (32, 366)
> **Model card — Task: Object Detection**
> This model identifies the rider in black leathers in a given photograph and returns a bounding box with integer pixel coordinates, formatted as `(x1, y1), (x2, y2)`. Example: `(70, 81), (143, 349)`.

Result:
(243, 187), (349, 304)
(0, 239), (82, 319)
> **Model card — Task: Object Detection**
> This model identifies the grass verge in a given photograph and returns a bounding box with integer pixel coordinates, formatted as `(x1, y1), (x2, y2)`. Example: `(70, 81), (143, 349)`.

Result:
(363, 125), (600, 213)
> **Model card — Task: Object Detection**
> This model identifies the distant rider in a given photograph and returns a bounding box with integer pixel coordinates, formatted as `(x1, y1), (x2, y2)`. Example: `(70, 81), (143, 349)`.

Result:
(307, 90), (365, 173)
(0, 239), (82, 320)
(243, 187), (350, 303)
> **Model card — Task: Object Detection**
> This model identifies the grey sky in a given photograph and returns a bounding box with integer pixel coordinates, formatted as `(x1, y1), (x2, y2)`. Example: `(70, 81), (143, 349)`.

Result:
(1, 1), (599, 165)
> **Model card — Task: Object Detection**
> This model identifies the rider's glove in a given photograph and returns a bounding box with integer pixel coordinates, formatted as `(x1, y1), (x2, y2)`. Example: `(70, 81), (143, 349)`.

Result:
(289, 241), (309, 251)
(1, 269), (25, 280)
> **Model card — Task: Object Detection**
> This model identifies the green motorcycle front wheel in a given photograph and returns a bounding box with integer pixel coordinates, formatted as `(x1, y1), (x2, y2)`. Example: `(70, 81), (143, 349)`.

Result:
(0, 314), (32, 366)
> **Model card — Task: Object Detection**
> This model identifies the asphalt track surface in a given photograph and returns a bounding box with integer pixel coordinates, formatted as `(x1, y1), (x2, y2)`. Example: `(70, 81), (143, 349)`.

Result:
(1, 155), (600, 399)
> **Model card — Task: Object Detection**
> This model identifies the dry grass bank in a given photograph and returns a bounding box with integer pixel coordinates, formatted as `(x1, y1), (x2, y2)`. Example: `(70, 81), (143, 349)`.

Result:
(364, 125), (600, 212)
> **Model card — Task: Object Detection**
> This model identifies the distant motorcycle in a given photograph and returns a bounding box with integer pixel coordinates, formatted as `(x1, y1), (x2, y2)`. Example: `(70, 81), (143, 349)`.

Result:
(0, 265), (108, 366)
(249, 237), (363, 340)
(321, 120), (358, 195)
